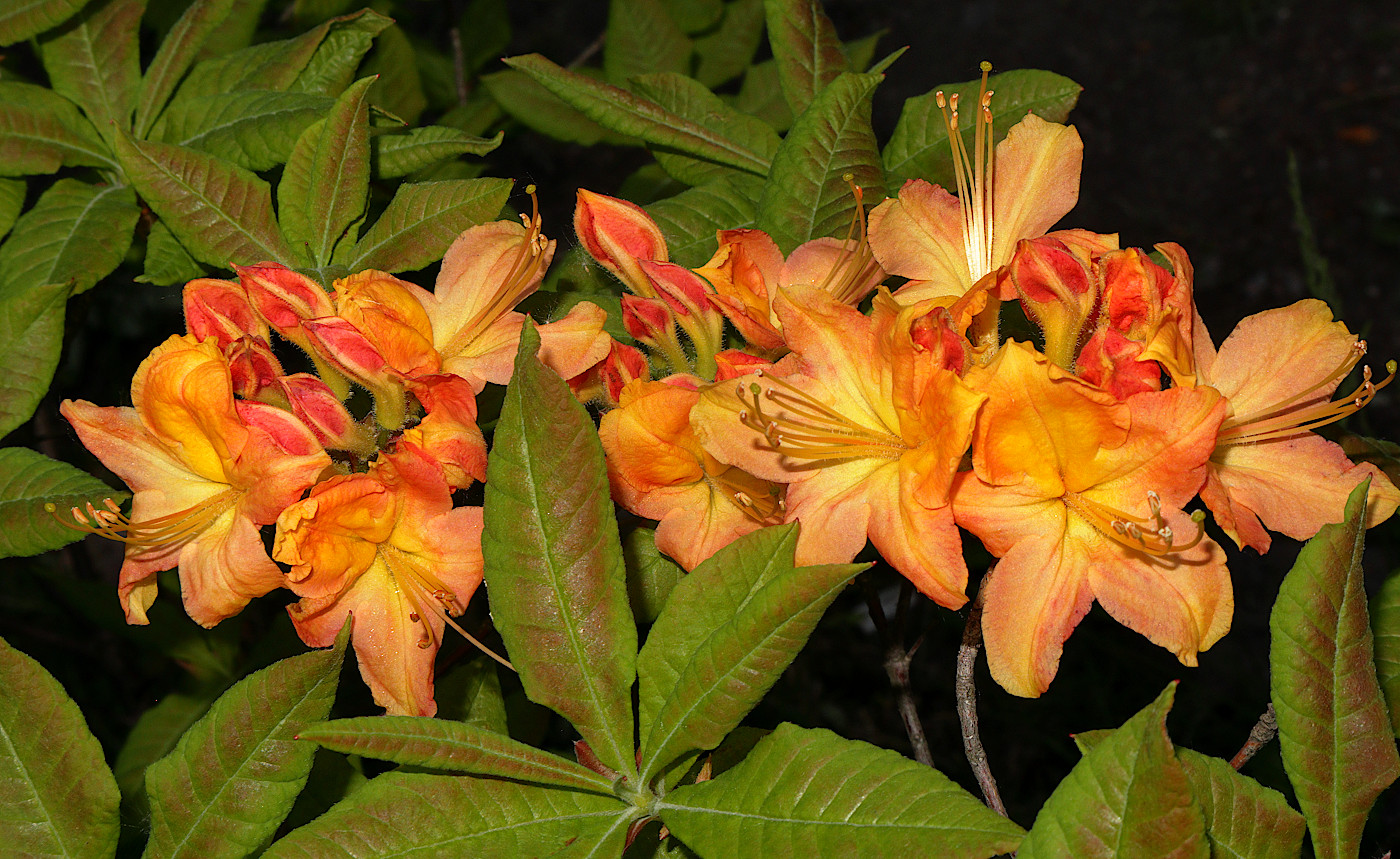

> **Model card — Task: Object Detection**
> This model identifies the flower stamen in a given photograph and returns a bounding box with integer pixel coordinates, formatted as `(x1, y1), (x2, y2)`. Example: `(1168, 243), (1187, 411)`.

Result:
(936, 61), (997, 284)
(1220, 353), (1396, 445)
(735, 370), (907, 461)
(380, 545), (513, 670)
(46, 491), (239, 552)
(816, 175), (882, 306)
(1063, 489), (1205, 556)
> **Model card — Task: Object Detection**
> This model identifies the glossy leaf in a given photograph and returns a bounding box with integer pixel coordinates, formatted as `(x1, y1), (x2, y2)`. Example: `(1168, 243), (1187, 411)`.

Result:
(648, 174), (762, 267)
(0, 283), (68, 442)
(483, 323), (637, 777)
(264, 772), (631, 858)
(756, 71), (884, 254)
(372, 126), (503, 180)
(504, 54), (772, 176)
(167, 21), (331, 106)
(133, 0), (240, 136)
(660, 723), (1024, 857)
(114, 131), (296, 267)
(151, 91), (333, 172)
(1373, 569), (1400, 735)
(0, 0), (86, 45)
(762, 0), (848, 117)
(142, 627), (347, 859)
(637, 524), (863, 783)
(693, 0), (765, 89)
(630, 72), (781, 186)
(1018, 684), (1209, 859)
(299, 716), (615, 794)
(289, 9), (392, 97)
(341, 177), (512, 273)
(1269, 481), (1400, 859)
(604, 0), (692, 85)
(1177, 748), (1306, 859)
(0, 82), (115, 175)
(481, 69), (633, 146)
(623, 526), (685, 625)
(435, 659), (509, 732)
(0, 634), (120, 858)
(0, 179), (140, 296)
(0, 447), (125, 557)
(137, 221), (206, 286)
(38, 0), (142, 140)
(278, 77), (374, 268)
(883, 69), (1083, 187)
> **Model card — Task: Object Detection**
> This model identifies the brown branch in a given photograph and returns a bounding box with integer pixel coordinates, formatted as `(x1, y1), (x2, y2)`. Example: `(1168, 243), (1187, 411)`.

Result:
(1229, 703), (1278, 770)
(957, 574), (1008, 817)
(862, 577), (933, 767)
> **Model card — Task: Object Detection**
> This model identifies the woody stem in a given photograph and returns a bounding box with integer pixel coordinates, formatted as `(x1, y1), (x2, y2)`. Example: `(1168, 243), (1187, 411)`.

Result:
(1229, 703), (1278, 770)
(862, 576), (933, 767)
(958, 572), (1008, 818)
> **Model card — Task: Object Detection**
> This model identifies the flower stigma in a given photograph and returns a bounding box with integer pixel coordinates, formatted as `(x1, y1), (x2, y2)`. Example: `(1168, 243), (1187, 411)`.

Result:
(936, 61), (997, 285)
(46, 491), (239, 551)
(735, 370), (908, 461)
(1061, 488), (1205, 557)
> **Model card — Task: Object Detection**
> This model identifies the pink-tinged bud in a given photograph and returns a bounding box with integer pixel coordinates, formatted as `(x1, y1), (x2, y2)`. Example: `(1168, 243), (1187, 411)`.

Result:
(1098, 248), (1176, 339)
(574, 189), (668, 298)
(713, 349), (772, 383)
(226, 335), (285, 400)
(597, 342), (650, 406)
(640, 260), (725, 380)
(1007, 236), (1097, 369)
(1076, 327), (1162, 400)
(332, 270), (439, 379)
(621, 294), (676, 347)
(302, 316), (408, 430)
(909, 307), (970, 375)
(276, 373), (373, 454)
(184, 278), (268, 345)
(237, 263), (335, 348)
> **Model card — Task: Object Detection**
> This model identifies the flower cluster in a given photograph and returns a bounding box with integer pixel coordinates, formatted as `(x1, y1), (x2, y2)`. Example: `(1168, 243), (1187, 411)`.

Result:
(574, 70), (1400, 697)
(56, 202), (611, 715)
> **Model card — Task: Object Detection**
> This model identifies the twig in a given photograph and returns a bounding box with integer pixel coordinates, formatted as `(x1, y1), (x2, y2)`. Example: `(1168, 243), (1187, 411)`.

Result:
(957, 575), (1008, 817)
(862, 577), (933, 767)
(1230, 703), (1278, 770)
(449, 26), (469, 105)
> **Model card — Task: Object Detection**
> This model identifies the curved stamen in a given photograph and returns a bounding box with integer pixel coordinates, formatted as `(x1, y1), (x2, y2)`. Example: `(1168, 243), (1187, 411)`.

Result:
(736, 371), (907, 461)
(380, 545), (513, 671)
(1220, 357), (1396, 444)
(46, 491), (239, 551)
(816, 175), (881, 306)
(1062, 489), (1205, 556)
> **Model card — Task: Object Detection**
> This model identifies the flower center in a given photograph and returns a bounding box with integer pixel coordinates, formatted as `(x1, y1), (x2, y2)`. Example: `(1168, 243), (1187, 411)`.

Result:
(47, 490), (240, 552)
(703, 453), (786, 523)
(379, 544), (513, 670)
(1218, 345), (1396, 445)
(937, 61), (997, 284)
(735, 369), (908, 461)
(1062, 489), (1205, 557)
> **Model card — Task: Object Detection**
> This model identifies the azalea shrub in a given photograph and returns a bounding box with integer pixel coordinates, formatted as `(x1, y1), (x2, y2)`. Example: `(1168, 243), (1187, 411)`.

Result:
(2, 0), (1399, 857)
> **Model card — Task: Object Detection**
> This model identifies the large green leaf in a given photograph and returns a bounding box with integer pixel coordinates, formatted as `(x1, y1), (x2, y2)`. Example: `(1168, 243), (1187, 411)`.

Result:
(113, 686), (227, 818)
(761, 0), (848, 117)
(0, 82), (115, 175)
(137, 220), (206, 286)
(736, 59), (793, 133)
(300, 716), (615, 794)
(288, 9), (392, 97)
(360, 23), (425, 125)
(278, 77), (373, 268)
(0, 447), (126, 557)
(142, 626), (347, 859)
(883, 69), (1083, 187)
(114, 131), (296, 267)
(756, 71), (884, 254)
(265, 772), (632, 858)
(648, 174), (762, 267)
(504, 54), (772, 176)
(693, 0), (765, 89)
(1373, 569), (1400, 735)
(1269, 481), (1400, 859)
(0, 284), (67, 441)
(0, 179), (140, 296)
(434, 659), (509, 732)
(482, 323), (637, 778)
(150, 91), (333, 172)
(481, 69), (634, 146)
(660, 723), (1024, 857)
(372, 126), (503, 180)
(630, 73), (781, 187)
(133, 0), (240, 136)
(38, 0), (143, 141)
(1018, 684), (1209, 859)
(1176, 748), (1306, 859)
(622, 526), (684, 625)
(604, 0), (692, 86)
(341, 177), (512, 273)
(0, 0), (86, 45)
(0, 635), (120, 857)
(0, 180), (23, 240)
(637, 524), (863, 783)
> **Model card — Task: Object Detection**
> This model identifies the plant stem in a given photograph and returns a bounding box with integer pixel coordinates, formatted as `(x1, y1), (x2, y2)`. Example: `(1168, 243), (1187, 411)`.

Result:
(957, 577), (1008, 817)
(1229, 703), (1278, 770)
(862, 577), (933, 767)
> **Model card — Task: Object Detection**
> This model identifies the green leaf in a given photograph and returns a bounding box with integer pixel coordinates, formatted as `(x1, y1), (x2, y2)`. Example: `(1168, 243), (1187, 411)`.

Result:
(1269, 480), (1400, 859)
(435, 659), (509, 732)
(38, 0), (143, 141)
(504, 54), (772, 176)
(735, 59), (793, 133)
(0, 82), (115, 176)
(693, 0), (765, 89)
(630, 72), (781, 187)
(114, 685), (228, 818)
(278, 77), (374, 268)
(660, 723), (1023, 857)
(289, 9), (392, 97)
(483, 322), (637, 778)
(300, 716), (615, 793)
(0, 0), (86, 45)
(883, 69), (1083, 187)
(762, 0), (848, 118)
(150, 91), (333, 171)
(1176, 748), (1306, 859)
(134, 0), (240, 136)
(623, 527), (685, 625)
(142, 626), (347, 859)
(114, 131), (297, 267)
(360, 24), (426, 126)
(756, 71), (884, 254)
(648, 174), (762, 267)
(372, 126), (503, 180)
(0, 447), (125, 557)
(0, 179), (23, 240)
(1019, 684), (1209, 859)
(137, 220), (207, 286)
(1373, 569), (1400, 735)
(482, 69), (634, 146)
(264, 772), (631, 858)
(0, 284), (67, 441)
(342, 177), (512, 273)
(638, 528), (862, 784)
(661, 0), (722, 33)
(0, 635), (120, 857)
(0, 179), (140, 296)
(604, 0), (693, 86)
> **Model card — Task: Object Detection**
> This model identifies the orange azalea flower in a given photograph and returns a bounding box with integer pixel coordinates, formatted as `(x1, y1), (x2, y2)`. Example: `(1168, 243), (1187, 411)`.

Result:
(600, 378), (782, 569)
(1191, 298), (1400, 552)
(58, 335), (329, 627)
(272, 443), (484, 716)
(692, 285), (986, 606)
(951, 342), (1231, 698)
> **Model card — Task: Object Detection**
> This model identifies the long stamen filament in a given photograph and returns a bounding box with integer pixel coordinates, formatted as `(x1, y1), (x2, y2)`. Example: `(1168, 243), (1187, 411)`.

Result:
(381, 546), (514, 671)
(937, 62), (997, 284)
(1220, 358), (1395, 444)
(1063, 489), (1205, 556)
(46, 492), (238, 550)
(735, 371), (907, 461)
(816, 176), (880, 306)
